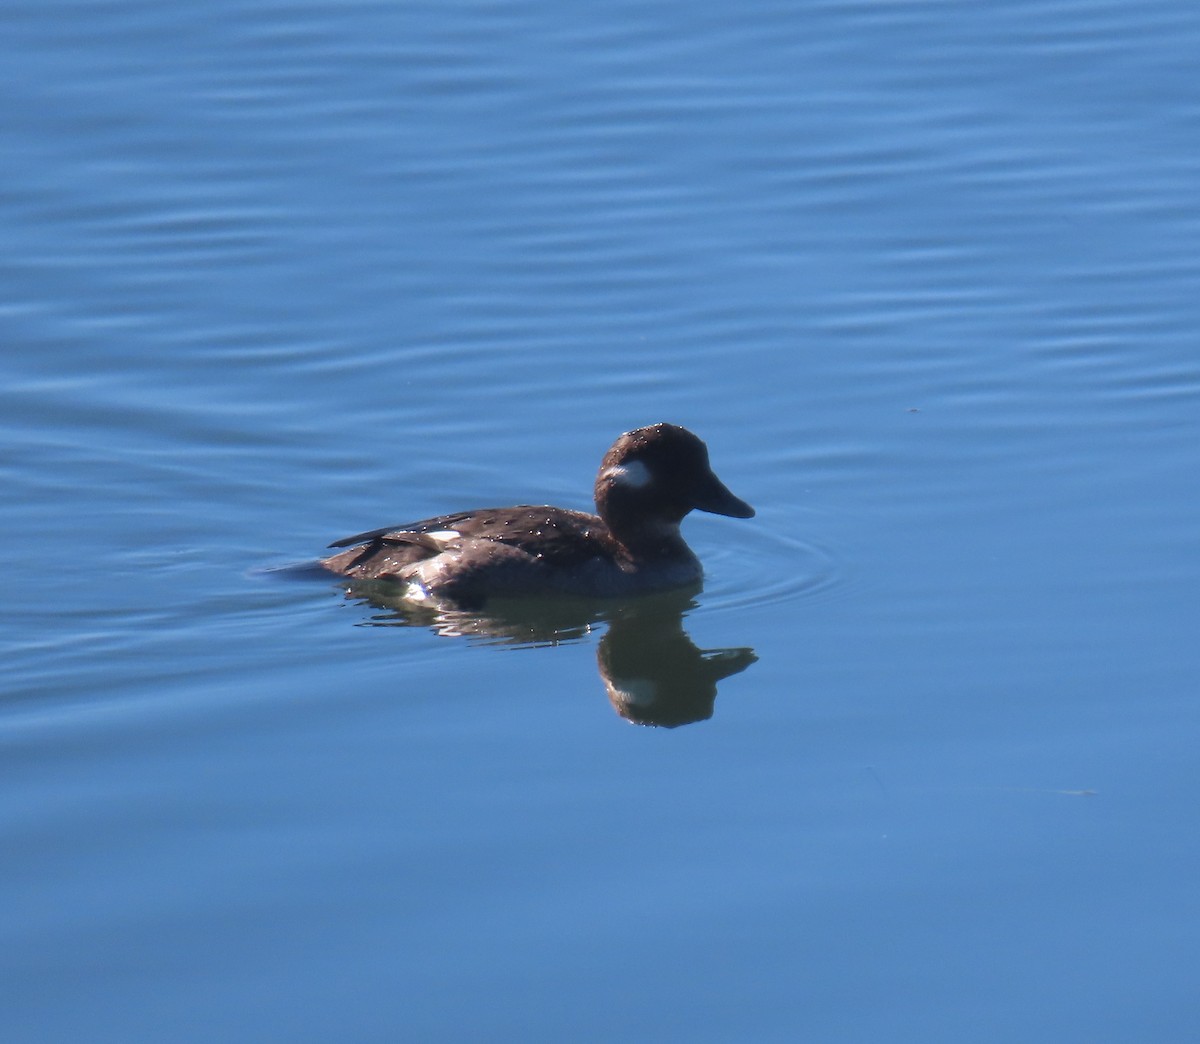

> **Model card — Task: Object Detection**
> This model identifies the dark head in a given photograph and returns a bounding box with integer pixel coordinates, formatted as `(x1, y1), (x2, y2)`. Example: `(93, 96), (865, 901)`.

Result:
(594, 424), (754, 543)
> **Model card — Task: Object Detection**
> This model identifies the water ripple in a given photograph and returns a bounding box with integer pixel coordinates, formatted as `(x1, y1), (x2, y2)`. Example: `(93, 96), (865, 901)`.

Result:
(695, 517), (841, 616)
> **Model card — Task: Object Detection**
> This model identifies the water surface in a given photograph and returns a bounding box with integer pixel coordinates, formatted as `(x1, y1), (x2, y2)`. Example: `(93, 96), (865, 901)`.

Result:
(4, 1), (1200, 1040)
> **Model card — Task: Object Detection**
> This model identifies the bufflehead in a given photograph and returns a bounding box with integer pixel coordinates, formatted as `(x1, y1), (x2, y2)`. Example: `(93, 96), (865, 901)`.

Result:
(321, 423), (753, 606)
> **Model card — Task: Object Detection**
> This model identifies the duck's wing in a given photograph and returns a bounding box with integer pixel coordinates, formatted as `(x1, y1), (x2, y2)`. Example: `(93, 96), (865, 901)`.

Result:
(326, 510), (482, 549)
(328, 506), (606, 564)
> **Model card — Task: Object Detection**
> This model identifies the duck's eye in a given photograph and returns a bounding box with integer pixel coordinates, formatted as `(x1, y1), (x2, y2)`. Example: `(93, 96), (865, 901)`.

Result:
(604, 460), (652, 488)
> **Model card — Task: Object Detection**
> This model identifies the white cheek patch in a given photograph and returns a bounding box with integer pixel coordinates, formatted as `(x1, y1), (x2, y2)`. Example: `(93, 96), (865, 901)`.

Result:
(605, 460), (652, 489)
(424, 530), (460, 548)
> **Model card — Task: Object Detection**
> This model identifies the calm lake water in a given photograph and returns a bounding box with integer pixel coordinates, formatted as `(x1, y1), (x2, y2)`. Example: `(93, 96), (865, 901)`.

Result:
(4, 1), (1200, 1040)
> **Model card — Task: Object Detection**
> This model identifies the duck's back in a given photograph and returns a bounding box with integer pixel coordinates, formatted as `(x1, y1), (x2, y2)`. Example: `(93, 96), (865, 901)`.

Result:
(321, 506), (616, 599)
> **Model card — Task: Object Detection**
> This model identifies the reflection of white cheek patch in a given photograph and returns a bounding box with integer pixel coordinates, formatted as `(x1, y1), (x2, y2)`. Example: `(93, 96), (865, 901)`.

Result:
(612, 676), (657, 706)
(606, 460), (652, 488)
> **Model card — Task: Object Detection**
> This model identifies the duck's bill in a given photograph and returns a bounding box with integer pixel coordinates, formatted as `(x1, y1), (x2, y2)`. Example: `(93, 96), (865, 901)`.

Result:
(692, 475), (755, 518)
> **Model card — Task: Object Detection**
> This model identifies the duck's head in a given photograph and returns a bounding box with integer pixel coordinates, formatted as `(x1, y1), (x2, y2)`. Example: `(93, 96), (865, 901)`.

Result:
(594, 423), (754, 537)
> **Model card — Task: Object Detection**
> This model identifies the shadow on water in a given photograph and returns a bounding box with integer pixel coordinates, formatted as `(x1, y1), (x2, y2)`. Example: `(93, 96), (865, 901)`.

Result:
(329, 577), (758, 728)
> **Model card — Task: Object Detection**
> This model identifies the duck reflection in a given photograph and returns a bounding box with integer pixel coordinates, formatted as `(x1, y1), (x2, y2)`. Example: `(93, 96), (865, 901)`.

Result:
(596, 596), (757, 727)
(341, 582), (756, 727)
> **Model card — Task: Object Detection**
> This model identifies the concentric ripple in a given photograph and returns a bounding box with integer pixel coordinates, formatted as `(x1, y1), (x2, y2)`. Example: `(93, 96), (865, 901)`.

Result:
(691, 515), (842, 616)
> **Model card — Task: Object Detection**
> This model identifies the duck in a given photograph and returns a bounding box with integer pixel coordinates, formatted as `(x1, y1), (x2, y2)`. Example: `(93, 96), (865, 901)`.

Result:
(320, 423), (754, 606)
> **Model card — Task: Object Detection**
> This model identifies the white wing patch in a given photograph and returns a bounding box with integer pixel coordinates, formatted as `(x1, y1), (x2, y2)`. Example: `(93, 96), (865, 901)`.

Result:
(604, 460), (652, 489)
(425, 529), (460, 548)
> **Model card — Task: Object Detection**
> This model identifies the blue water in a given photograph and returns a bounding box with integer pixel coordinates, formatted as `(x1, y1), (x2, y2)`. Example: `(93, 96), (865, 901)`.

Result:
(4, 1), (1200, 1040)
